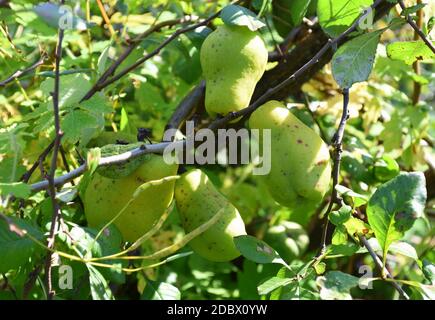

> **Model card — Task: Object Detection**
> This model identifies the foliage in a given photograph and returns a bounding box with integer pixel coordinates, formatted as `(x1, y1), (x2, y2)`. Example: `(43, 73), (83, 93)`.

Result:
(0, 0), (433, 301)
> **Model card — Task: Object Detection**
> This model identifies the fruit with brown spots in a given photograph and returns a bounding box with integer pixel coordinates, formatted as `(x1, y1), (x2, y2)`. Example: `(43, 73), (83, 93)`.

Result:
(175, 169), (247, 262)
(249, 100), (331, 225)
(83, 154), (178, 242)
(200, 24), (268, 117)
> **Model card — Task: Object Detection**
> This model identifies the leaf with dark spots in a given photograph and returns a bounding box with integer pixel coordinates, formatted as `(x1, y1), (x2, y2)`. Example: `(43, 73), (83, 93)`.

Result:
(367, 172), (426, 262)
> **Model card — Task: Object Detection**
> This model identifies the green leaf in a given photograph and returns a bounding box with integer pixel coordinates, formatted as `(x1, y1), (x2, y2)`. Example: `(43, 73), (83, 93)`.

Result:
(316, 271), (360, 300)
(40, 74), (92, 109)
(252, 0), (270, 17)
(362, 238), (419, 261)
(0, 182), (31, 199)
(120, 107), (131, 133)
(331, 226), (348, 245)
(0, 216), (44, 273)
(343, 217), (371, 238)
(97, 42), (112, 77)
(428, 16), (435, 34)
(317, 0), (373, 37)
(141, 281), (181, 300)
(418, 284), (435, 300)
(379, 111), (402, 151)
(257, 277), (292, 295)
(80, 94), (113, 114)
(314, 262), (326, 275)
(69, 225), (125, 284)
(0, 122), (28, 155)
(366, 172), (426, 262)
(0, 159), (26, 186)
(400, 3), (426, 16)
(56, 187), (78, 203)
(422, 260), (435, 285)
(329, 204), (352, 225)
(387, 40), (435, 65)
(335, 185), (368, 207)
(389, 241), (419, 261)
(185, 26), (212, 50)
(87, 264), (114, 300)
(289, 0), (312, 27)
(400, 279), (435, 300)
(220, 5), (266, 31)
(62, 109), (104, 145)
(234, 235), (286, 265)
(281, 282), (320, 300)
(332, 30), (382, 88)
(373, 154), (400, 182)
(327, 243), (360, 257)
(87, 148), (101, 176)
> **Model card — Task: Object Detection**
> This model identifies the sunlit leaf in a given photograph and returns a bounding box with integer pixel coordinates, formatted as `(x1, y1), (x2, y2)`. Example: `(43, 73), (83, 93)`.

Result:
(387, 40), (435, 65)
(332, 30), (382, 88)
(220, 5), (265, 31)
(366, 172), (426, 262)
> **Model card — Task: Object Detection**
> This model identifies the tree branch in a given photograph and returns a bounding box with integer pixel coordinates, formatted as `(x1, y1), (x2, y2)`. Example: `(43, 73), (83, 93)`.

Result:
(164, 80), (205, 134)
(0, 55), (46, 87)
(318, 88), (350, 253)
(398, 0), (435, 54)
(30, 141), (174, 193)
(20, 140), (55, 183)
(358, 234), (410, 300)
(80, 17), (188, 102)
(44, 5), (65, 299)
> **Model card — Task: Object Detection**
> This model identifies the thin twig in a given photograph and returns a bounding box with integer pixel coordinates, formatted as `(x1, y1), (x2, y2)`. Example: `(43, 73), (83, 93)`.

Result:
(0, 273), (18, 299)
(412, 0), (423, 105)
(23, 264), (43, 299)
(0, 55), (46, 87)
(20, 140), (55, 183)
(96, 0), (116, 38)
(265, 16), (283, 59)
(318, 88), (350, 253)
(81, 17), (187, 102)
(358, 234), (410, 300)
(44, 4), (65, 299)
(398, 0), (435, 54)
(268, 18), (319, 62)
